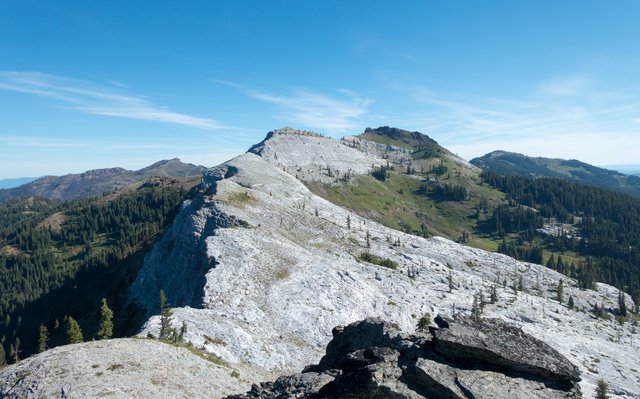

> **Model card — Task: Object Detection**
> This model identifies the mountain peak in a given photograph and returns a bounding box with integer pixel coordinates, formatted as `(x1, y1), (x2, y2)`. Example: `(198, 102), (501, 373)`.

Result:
(358, 126), (446, 160)
(363, 126), (438, 146)
(0, 159), (207, 202)
(79, 167), (129, 179)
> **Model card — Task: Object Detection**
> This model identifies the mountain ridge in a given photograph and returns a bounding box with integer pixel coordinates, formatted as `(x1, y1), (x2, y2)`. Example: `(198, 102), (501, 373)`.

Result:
(0, 177), (39, 189)
(470, 150), (640, 197)
(126, 128), (637, 397)
(0, 158), (206, 202)
(1, 127), (638, 398)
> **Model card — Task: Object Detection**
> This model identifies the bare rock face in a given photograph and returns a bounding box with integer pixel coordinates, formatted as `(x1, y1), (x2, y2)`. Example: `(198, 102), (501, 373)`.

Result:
(0, 338), (247, 399)
(226, 317), (582, 399)
(129, 129), (639, 397)
(432, 315), (581, 385)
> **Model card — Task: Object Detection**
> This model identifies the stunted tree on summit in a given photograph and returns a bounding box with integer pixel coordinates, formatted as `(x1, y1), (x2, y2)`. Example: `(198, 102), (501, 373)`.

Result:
(416, 312), (431, 332)
(38, 324), (49, 352)
(65, 316), (83, 344)
(96, 298), (113, 340)
(618, 291), (627, 317)
(557, 279), (564, 304)
(159, 289), (181, 342)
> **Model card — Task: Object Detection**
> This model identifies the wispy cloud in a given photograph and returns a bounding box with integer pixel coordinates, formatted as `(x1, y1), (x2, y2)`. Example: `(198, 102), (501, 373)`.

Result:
(0, 135), (174, 151)
(0, 71), (224, 130)
(386, 73), (640, 164)
(216, 80), (372, 134)
(535, 74), (590, 97)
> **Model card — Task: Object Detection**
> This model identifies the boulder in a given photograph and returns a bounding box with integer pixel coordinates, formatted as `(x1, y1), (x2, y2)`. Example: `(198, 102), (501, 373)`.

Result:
(225, 316), (582, 398)
(433, 316), (581, 384)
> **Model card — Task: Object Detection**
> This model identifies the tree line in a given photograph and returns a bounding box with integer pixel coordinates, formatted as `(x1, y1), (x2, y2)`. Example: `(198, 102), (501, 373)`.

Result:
(482, 171), (640, 304)
(0, 185), (189, 364)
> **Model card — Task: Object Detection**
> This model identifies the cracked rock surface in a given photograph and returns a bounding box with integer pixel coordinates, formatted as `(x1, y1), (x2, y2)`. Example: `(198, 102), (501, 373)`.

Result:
(225, 317), (581, 399)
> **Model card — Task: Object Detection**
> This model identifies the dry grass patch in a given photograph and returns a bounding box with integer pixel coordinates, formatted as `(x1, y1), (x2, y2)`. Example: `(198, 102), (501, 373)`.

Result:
(37, 212), (66, 232)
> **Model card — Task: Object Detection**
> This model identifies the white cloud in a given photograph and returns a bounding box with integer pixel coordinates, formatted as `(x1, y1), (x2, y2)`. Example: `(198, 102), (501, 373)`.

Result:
(216, 80), (372, 135)
(0, 71), (224, 130)
(386, 75), (640, 165)
(536, 74), (590, 97)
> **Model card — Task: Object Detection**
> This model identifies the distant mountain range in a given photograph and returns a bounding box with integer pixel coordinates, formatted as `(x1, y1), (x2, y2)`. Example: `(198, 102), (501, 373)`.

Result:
(1, 127), (638, 396)
(603, 165), (640, 176)
(0, 158), (206, 202)
(470, 150), (640, 197)
(0, 177), (39, 189)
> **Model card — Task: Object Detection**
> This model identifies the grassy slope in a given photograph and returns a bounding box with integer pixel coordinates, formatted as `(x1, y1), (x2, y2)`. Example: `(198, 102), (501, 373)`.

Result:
(308, 131), (507, 251)
(309, 131), (586, 263)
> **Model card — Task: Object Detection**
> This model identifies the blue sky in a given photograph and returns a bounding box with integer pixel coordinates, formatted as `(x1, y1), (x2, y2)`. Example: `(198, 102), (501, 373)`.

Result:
(1, 1), (640, 178)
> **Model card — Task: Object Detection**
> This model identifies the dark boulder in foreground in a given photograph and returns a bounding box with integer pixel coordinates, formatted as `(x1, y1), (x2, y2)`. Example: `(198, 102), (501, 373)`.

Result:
(225, 316), (581, 399)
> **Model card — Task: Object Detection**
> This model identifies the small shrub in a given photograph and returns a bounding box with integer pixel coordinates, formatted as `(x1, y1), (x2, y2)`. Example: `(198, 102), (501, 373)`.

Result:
(416, 312), (432, 332)
(358, 252), (398, 270)
(274, 268), (290, 280)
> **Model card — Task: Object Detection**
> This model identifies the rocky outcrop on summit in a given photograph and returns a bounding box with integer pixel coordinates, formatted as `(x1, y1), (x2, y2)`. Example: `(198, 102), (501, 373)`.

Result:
(432, 315), (580, 384)
(226, 317), (581, 399)
(0, 338), (246, 399)
(129, 128), (639, 398)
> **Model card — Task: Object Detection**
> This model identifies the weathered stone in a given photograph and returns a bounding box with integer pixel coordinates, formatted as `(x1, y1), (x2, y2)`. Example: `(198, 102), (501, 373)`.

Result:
(456, 368), (582, 399)
(433, 317), (581, 384)
(202, 164), (239, 194)
(318, 318), (403, 370)
(0, 338), (247, 399)
(225, 372), (336, 399)
(226, 317), (582, 399)
(412, 358), (466, 399)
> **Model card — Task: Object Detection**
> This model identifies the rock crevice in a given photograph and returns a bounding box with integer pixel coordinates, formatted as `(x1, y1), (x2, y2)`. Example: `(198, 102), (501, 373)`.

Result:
(227, 317), (582, 399)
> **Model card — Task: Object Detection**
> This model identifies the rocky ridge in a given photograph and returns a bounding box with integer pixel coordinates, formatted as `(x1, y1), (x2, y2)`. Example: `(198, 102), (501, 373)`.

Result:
(128, 128), (639, 398)
(0, 338), (248, 399)
(227, 316), (581, 398)
(1, 128), (638, 398)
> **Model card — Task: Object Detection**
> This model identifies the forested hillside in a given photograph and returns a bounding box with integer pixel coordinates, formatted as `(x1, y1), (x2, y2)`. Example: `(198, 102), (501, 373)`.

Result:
(0, 178), (197, 364)
(482, 171), (640, 305)
(471, 150), (640, 198)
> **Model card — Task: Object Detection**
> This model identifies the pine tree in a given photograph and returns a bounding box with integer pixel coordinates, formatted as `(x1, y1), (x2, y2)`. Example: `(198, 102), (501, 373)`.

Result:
(0, 343), (5, 366)
(8, 344), (15, 364)
(595, 379), (610, 399)
(568, 295), (575, 310)
(557, 279), (564, 304)
(472, 293), (483, 321)
(159, 289), (175, 341)
(546, 254), (556, 270)
(448, 271), (454, 293)
(490, 284), (499, 304)
(518, 275), (524, 292)
(97, 298), (114, 340)
(38, 324), (49, 353)
(180, 321), (188, 340)
(66, 316), (83, 344)
(416, 313), (431, 332)
(618, 291), (628, 317)
(11, 337), (20, 363)
(346, 215), (351, 229)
